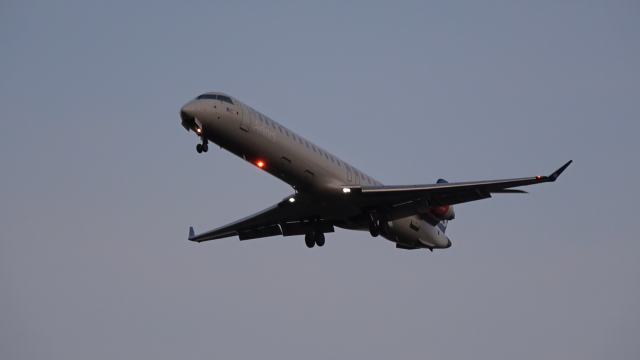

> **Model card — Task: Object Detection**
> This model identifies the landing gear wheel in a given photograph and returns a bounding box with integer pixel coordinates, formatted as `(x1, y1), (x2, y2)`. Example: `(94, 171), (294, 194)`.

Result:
(196, 143), (203, 153)
(315, 232), (325, 247)
(369, 220), (380, 237)
(305, 233), (315, 248)
(202, 143), (208, 152)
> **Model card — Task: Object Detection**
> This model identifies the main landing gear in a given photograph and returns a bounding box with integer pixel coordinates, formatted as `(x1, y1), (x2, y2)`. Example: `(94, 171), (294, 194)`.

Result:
(369, 217), (388, 238)
(196, 138), (209, 153)
(369, 219), (380, 237)
(304, 231), (325, 248)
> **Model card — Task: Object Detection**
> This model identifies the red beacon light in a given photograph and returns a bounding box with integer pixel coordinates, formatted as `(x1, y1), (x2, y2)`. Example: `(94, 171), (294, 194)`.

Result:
(257, 160), (265, 168)
(536, 175), (542, 179)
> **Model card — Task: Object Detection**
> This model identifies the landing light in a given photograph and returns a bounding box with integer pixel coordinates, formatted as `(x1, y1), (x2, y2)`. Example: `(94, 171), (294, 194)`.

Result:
(196, 127), (202, 133)
(257, 161), (265, 168)
(289, 198), (295, 203)
(343, 188), (351, 193)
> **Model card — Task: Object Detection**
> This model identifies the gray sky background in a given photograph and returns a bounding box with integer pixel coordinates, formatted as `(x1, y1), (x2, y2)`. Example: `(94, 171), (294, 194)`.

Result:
(1, 1), (639, 359)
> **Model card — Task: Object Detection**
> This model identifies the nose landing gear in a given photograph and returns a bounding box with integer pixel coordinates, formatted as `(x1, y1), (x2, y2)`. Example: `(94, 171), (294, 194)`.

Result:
(196, 138), (209, 153)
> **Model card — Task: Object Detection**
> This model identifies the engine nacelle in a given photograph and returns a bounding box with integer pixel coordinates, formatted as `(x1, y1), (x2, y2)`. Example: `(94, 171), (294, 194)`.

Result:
(430, 205), (455, 221)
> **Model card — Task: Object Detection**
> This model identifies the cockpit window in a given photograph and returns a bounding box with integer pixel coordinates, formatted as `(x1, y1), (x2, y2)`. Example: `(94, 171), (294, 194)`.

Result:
(196, 94), (234, 104)
(217, 95), (233, 104)
(197, 94), (217, 100)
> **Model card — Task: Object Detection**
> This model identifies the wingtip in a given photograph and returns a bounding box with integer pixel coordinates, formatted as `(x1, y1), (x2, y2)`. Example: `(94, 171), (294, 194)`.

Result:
(549, 160), (572, 181)
(188, 226), (195, 240)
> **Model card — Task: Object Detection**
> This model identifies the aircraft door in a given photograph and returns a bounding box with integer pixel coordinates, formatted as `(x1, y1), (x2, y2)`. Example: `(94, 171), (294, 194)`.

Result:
(239, 103), (251, 132)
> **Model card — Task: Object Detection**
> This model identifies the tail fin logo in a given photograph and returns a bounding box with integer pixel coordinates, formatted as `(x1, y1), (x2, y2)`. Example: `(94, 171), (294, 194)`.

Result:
(437, 220), (448, 233)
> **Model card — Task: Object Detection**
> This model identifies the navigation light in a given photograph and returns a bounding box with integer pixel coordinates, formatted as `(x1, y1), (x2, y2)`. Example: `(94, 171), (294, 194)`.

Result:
(257, 161), (265, 168)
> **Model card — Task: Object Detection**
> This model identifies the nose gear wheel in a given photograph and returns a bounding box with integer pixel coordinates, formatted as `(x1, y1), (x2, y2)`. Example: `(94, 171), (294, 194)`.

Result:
(196, 139), (209, 153)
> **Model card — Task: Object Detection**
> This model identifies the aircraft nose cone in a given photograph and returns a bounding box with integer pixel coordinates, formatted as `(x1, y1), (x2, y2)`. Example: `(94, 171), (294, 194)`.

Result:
(180, 102), (197, 121)
(180, 102), (198, 131)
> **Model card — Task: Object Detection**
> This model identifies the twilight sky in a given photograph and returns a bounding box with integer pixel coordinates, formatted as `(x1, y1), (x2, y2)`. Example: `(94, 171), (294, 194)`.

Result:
(1, 1), (639, 359)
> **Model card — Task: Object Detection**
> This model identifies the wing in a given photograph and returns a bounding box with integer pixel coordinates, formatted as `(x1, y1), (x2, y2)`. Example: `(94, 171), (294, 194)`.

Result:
(344, 160), (572, 211)
(189, 160), (572, 242)
(188, 195), (334, 243)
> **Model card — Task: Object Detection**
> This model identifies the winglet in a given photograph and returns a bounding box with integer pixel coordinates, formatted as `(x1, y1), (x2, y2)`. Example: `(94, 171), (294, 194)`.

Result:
(548, 160), (573, 181)
(188, 227), (195, 240)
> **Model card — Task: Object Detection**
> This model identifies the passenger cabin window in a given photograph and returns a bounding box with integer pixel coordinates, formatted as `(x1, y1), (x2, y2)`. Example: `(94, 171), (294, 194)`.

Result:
(285, 130), (289, 137)
(330, 156), (334, 163)
(278, 126), (283, 133)
(197, 94), (234, 104)
(305, 141), (309, 148)
(292, 133), (296, 140)
(337, 159), (341, 166)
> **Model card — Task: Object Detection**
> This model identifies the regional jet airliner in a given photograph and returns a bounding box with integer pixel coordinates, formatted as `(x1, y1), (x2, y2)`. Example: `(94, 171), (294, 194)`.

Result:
(180, 92), (571, 250)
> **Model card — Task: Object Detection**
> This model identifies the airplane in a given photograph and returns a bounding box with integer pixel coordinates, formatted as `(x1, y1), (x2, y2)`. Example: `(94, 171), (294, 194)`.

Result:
(180, 92), (571, 251)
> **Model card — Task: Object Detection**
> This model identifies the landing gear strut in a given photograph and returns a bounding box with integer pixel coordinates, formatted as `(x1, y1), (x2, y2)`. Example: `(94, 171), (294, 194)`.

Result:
(304, 231), (325, 248)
